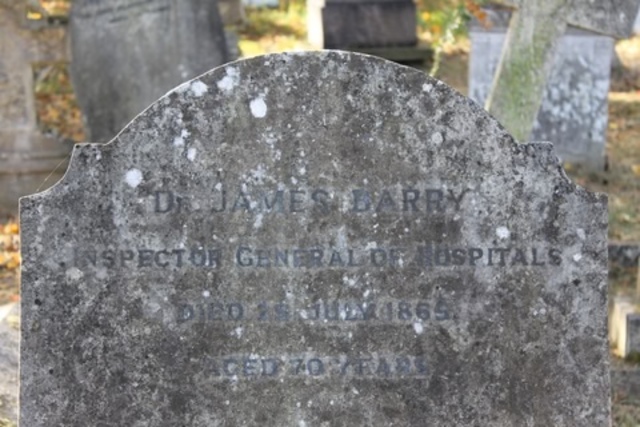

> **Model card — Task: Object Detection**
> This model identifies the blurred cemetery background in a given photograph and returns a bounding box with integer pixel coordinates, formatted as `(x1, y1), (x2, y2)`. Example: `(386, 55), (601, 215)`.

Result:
(0, 0), (640, 425)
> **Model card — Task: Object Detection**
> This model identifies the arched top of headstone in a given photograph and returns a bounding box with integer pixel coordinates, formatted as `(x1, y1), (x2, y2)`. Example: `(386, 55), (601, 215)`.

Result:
(20, 51), (609, 426)
(26, 51), (586, 205)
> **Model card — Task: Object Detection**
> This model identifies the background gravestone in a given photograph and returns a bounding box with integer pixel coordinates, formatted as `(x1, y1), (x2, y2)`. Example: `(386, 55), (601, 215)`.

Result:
(70, 0), (230, 143)
(0, 1), (72, 216)
(21, 51), (609, 425)
(469, 7), (614, 169)
(484, 0), (639, 144)
(307, 0), (416, 49)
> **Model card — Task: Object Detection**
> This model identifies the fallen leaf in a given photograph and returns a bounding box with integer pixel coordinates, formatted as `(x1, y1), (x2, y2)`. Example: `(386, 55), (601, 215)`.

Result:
(6, 254), (20, 270)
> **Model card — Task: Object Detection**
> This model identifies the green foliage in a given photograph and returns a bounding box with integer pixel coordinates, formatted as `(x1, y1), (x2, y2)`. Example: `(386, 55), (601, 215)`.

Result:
(416, 1), (489, 76)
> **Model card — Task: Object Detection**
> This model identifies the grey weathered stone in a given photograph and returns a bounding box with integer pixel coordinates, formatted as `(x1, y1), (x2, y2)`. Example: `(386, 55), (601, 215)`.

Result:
(469, 8), (614, 169)
(21, 51), (609, 426)
(69, 0), (230, 143)
(0, 2), (73, 216)
(0, 303), (19, 425)
(307, 0), (416, 49)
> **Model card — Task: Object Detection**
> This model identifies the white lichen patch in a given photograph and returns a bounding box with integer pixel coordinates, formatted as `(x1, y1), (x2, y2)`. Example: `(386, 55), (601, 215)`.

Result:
(217, 67), (239, 92)
(187, 148), (197, 162)
(125, 169), (143, 188)
(65, 267), (84, 282)
(189, 80), (208, 97)
(173, 129), (190, 147)
(573, 253), (583, 262)
(576, 228), (586, 240)
(342, 276), (356, 287)
(202, 290), (211, 298)
(431, 132), (444, 146)
(250, 97), (268, 118)
(177, 80), (208, 97)
(253, 213), (264, 229)
(422, 83), (433, 92)
(413, 322), (424, 335)
(496, 226), (510, 240)
(250, 164), (267, 184)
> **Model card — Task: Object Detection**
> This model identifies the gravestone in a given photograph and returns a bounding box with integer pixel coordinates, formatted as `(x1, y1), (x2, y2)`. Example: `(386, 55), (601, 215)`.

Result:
(469, 6), (615, 169)
(307, 0), (416, 49)
(21, 51), (610, 425)
(69, 0), (230, 143)
(610, 296), (640, 357)
(484, 0), (639, 144)
(0, 1), (73, 216)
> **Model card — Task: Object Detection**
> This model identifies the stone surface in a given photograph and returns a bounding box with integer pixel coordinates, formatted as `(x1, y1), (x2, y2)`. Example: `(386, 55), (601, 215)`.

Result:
(0, 2), (73, 215)
(469, 10), (614, 169)
(0, 303), (19, 425)
(69, 0), (230, 143)
(307, 0), (416, 49)
(21, 51), (609, 426)
(485, 0), (639, 143)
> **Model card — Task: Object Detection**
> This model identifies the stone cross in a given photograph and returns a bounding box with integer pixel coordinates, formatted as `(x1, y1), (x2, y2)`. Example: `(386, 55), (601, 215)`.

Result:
(487, 0), (640, 141)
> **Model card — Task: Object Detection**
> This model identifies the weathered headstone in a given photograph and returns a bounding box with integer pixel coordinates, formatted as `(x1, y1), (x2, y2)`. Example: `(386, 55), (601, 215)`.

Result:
(469, 6), (614, 169)
(21, 51), (609, 425)
(610, 296), (640, 357)
(485, 0), (639, 143)
(307, 0), (416, 49)
(69, 0), (230, 143)
(0, 2), (73, 216)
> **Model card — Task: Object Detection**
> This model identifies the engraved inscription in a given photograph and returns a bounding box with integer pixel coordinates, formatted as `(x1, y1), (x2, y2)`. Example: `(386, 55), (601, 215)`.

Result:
(204, 355), (429, 379)
(176, 299), (451, 324)
(73, 245), (563, 269)
(151, 185), (470, 216)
